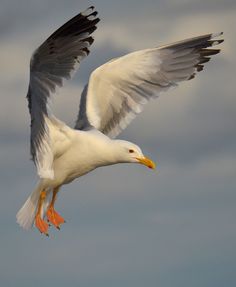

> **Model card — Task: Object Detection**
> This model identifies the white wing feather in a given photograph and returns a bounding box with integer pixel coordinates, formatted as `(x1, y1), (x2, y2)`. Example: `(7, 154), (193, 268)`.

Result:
(27, 7), (100, 178)
(76, 33), (223, 138)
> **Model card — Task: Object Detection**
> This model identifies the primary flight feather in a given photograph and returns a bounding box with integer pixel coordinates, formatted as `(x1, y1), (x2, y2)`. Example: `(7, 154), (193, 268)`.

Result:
(16, 6), (223, 235)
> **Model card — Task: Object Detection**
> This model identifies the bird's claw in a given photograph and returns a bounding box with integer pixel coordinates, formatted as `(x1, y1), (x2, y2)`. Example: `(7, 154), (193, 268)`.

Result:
(46, 206), (65, 230)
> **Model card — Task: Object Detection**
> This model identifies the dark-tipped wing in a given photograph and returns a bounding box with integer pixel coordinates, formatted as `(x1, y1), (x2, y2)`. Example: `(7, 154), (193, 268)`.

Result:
(27, 6), (100, 178)
(75, 33), (223, 138)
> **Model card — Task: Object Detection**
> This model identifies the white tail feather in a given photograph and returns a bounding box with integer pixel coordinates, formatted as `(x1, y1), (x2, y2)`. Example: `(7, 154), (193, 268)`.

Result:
(16, 182), (52, 230)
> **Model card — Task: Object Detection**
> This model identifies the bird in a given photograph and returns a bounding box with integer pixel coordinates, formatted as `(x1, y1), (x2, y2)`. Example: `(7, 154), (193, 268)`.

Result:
(16, 6), (223, 236)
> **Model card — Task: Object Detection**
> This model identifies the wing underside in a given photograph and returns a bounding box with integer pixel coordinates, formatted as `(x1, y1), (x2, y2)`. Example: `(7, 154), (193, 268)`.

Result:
(76, 32), (223, 138)
(27, 7), (100, 178)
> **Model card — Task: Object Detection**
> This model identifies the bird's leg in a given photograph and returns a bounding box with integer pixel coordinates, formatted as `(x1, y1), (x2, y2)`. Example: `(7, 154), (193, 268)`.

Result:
(46, 186), (65, 229)
(35, 190), (49, 236)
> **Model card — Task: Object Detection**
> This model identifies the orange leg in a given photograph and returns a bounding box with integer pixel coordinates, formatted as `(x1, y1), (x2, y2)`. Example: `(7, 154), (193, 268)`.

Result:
(35, 190), (49, 236)
(46, 186), (65, 230)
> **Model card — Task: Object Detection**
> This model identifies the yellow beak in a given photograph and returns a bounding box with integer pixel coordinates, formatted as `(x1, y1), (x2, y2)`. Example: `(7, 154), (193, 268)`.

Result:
(136, 156), (156, 169)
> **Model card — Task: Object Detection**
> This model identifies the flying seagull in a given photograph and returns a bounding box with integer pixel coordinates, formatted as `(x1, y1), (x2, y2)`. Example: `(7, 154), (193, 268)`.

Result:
(16, 6), (223, 235)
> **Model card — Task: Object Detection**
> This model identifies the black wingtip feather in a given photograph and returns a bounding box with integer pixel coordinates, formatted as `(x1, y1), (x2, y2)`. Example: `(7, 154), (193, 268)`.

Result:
(188, 74), (196, 80)
(82, 47), (90, 55)
(89, 11), (98, 17)
(47, 7), (100, 40)
(199, 57), (210, 64)
(196, 64), (204, 72)
(216, 39), (224, 44)
(200, 49), (221, 56)
(187, 35), (223, 80)
(83, 36), (95, 45)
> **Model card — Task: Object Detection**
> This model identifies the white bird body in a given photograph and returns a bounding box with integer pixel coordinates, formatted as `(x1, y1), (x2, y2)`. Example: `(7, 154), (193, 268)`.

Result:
(42, 116), (141, 188)
(16, 6), (223, 235)
(45, 127), (118, 187)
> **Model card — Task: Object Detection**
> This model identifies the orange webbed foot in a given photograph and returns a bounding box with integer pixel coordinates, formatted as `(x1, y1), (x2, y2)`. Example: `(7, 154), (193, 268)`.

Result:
(35, 214), (49, 236)
(46, 206), (65, 229)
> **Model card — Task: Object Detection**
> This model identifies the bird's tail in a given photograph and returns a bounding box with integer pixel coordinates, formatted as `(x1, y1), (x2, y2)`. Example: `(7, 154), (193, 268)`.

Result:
(16, 181), (51, 230)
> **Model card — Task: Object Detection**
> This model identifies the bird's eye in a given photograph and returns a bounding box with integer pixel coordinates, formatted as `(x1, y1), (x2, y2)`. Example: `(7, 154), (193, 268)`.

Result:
(129, 149), (134, 153)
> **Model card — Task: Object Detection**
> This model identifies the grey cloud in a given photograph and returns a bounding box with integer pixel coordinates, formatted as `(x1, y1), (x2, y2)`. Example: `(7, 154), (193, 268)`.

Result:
(2, 0), (235, 40)
(0, 0), (88, 38)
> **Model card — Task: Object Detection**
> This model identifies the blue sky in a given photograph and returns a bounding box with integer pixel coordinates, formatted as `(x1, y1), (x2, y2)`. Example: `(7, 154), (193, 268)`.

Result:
(0, 0), (236, 286)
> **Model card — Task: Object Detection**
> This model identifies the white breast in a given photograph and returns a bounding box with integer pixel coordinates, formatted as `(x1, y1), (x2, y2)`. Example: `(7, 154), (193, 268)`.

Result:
(51, 129), (114, 186)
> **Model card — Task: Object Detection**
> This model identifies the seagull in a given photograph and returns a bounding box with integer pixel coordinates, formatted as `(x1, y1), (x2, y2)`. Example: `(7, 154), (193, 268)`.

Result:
(16, 6), (223, 235)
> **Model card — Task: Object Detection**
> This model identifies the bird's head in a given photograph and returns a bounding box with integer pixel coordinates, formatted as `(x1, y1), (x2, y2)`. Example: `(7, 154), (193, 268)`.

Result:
(114, 140), (156, 169)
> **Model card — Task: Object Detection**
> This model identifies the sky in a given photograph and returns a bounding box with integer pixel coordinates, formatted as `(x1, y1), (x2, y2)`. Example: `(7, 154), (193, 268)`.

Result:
(0, 0), (236, 286)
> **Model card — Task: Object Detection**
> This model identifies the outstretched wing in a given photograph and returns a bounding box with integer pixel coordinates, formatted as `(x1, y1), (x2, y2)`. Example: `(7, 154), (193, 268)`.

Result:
(75, 33), (223, 138)
(27, 6), (100, 178)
